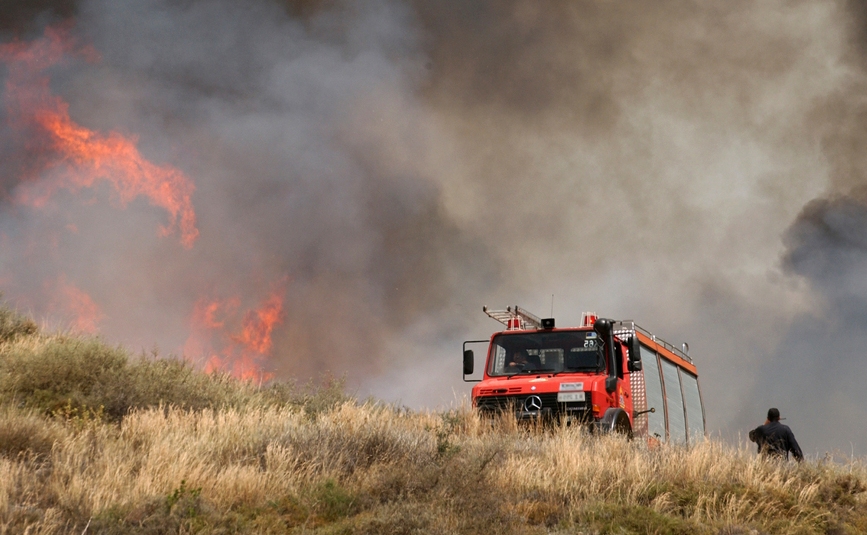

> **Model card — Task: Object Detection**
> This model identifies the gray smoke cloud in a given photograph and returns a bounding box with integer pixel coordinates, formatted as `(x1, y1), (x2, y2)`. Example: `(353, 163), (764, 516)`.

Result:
(2, 0), (866, 456)
(764, 195), (867, 457)
(748, 0), (867, 457)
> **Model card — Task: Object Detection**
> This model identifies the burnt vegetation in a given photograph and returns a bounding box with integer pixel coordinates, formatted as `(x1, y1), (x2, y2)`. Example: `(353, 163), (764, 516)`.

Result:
(0, 302), (866, 535)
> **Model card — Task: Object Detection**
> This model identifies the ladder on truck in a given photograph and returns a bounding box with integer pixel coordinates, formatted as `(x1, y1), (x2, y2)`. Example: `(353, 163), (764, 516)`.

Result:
(483, 305), (543, 330)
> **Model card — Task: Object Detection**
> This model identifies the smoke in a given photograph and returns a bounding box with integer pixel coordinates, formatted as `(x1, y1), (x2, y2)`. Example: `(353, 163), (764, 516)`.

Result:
(1, 0), (500, 385)
(2, 0), (867, 455)
(409, 0), (852, 457)
(740, 1), (867, 458)
(0, 2), (77, 36)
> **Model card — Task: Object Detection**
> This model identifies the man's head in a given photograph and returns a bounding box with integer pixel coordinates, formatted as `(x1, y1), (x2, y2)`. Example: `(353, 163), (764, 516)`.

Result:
(512, 351), (527, 363)
(767, 408), (781, 422)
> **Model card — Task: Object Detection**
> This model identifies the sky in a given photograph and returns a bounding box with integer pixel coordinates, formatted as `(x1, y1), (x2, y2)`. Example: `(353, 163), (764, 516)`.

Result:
(2, 0), (867, 458)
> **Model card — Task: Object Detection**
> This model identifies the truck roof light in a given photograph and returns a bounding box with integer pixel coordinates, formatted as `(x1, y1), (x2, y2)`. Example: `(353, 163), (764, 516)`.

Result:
(581, 312), (597, 327)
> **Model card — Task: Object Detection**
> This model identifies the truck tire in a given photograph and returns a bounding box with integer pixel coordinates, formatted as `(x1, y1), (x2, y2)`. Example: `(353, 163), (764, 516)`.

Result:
(598, 408), (633, 439)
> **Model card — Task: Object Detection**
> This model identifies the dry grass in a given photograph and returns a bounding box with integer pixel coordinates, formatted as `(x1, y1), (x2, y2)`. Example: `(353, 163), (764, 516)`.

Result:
(2, 402), (866, 534)
(1, 304), (866, 534)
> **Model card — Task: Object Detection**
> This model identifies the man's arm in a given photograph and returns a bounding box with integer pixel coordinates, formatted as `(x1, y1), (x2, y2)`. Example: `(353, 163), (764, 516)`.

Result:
(787, 429), (804, 461)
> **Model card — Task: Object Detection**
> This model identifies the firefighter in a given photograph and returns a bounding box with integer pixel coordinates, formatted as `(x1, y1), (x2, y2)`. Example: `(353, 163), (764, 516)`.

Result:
(748, 408), (803, 462)
(506, 350), (539, 373)
(505, 351), (529, 373)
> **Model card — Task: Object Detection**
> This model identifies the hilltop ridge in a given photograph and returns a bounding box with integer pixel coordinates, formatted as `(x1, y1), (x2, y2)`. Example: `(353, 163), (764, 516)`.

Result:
(0, 304), (865, 534)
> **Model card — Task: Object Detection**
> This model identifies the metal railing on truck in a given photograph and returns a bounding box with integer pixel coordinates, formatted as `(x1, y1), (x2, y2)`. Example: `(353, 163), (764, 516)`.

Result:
(613, 321), (693, 364)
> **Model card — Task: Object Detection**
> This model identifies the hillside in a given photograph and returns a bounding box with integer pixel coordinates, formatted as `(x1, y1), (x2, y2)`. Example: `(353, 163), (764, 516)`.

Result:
(1, 304), (866, 535)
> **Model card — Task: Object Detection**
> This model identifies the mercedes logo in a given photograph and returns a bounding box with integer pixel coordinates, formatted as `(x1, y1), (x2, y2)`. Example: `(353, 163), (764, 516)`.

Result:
(523, 395), (543, 412)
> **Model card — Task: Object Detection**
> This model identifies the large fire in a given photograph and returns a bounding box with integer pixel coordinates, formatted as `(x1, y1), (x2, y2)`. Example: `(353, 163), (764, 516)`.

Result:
(0, 25), (198, 247)
(1, 25), (283, 381)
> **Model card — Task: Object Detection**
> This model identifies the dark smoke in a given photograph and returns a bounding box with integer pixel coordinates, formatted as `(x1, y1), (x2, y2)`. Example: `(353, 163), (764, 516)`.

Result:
(755, 0), (867, 457)
(0, 1), (76, 35)
(3, 0), (867, 456)
(752, 195), (867, 458)
(1, 0), (500, 387)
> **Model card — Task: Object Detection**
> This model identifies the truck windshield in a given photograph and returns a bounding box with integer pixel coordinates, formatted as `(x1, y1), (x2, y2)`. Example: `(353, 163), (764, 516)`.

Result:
(487, 330), (605, 376)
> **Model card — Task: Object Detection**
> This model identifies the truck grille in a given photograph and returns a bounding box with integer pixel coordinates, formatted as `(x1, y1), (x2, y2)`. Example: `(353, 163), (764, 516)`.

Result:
(475, 393), (591, 422)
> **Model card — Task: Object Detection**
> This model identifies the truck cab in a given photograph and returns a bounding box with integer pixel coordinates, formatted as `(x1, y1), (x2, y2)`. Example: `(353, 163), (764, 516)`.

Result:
(464, 306), (704, 442)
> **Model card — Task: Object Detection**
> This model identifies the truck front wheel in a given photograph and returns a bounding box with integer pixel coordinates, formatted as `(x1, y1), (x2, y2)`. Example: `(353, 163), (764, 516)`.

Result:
(598, 408), (633, 440)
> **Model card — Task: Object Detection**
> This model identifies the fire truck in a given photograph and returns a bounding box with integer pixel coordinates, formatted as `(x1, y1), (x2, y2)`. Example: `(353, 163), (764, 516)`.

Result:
(462, 306), (705, 443)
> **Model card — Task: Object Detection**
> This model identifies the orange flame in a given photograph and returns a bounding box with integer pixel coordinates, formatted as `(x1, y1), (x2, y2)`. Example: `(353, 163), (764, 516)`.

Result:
(46, 275), (105, 333)
(232, 292), (283, 355)
(0, 25), (198, 247)
(184, 281), (287, 382)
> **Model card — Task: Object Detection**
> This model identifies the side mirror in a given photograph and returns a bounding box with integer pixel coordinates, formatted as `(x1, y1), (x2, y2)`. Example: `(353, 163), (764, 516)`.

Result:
(627, 360), (643, 372)
(463, 349), (474, 375)
(628, 336), (641, 362)
(594, 318), (612, 337)
(605, 376), (617, 393)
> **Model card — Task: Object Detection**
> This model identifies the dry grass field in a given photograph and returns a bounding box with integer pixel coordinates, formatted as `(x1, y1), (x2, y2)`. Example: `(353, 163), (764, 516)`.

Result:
(1, 303), (866, 534)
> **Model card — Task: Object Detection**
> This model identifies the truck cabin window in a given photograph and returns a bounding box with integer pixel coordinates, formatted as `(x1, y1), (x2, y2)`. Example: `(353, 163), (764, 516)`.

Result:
(488, 331), (606, 376)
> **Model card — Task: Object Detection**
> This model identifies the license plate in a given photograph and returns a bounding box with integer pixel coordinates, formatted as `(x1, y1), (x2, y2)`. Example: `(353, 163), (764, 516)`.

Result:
(559, 382), (584, 391)
(557, 392), (585, 402)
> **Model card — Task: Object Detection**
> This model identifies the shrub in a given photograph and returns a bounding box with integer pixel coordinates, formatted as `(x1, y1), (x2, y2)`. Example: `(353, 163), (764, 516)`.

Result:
(0, 335), (130, 418)
(0, 311), (349, 421)
(123, 356), (252, 413)
(0, 302), (38, 343)
(312, 479), (358, 522)
(0, 335), (253, 420)
(0, 406), (63, 459)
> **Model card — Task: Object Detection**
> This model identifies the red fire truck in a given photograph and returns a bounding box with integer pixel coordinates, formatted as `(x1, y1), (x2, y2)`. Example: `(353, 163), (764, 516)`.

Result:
(463, 306), (705, 443)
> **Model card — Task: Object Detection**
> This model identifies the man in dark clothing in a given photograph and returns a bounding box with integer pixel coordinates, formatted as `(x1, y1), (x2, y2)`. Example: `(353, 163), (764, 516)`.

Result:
(748, 408), (804, 461)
